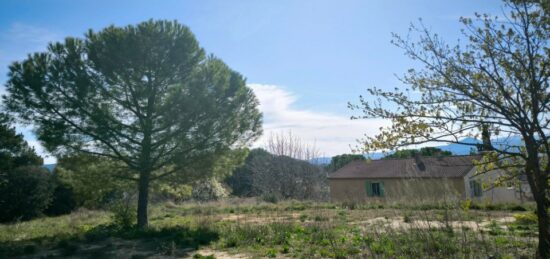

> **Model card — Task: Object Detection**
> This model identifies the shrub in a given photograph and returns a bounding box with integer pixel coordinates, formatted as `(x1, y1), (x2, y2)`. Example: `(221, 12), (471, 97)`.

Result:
(403, 214), (412, 223)
(155, 183), (192, 203)
(191, 178), (228, 201)
(0, 166), (55, 222)
(109, 193), (137, 229)
(508, 204), (527, 211)
(261, 193), (279, 203)
(513, 212), (537, 225)
(44, 181), (76, 216)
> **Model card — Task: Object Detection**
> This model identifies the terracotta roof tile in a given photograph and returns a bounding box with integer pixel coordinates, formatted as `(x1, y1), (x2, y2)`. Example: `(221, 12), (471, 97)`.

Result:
(328, 155), (480, 179)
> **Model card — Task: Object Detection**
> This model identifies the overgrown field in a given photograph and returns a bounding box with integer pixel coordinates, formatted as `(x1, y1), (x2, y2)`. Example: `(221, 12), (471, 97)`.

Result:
(0, 199), (538, 258)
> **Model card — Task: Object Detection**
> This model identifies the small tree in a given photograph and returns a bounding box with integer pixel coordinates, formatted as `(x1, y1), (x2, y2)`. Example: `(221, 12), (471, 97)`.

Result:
(0, 166), (55, 222)
(252, 154), (326, 200)
(383, 147), (452, 159)
(226, 149), (271, 197)
(3, 20), (262, 228)
(227, 131), (328, 200)
(351, 1), (549, 256)
(0, 113), (52, 222)
(0, 113), (42, 171)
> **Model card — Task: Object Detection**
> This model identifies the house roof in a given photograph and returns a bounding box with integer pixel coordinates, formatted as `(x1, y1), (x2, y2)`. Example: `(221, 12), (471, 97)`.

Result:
(328, 155), (480, 179)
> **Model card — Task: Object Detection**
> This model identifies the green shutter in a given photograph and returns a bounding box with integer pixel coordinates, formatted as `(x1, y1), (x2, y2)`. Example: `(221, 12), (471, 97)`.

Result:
(365, 181), (373, 197)
(379, 182), (385, 197)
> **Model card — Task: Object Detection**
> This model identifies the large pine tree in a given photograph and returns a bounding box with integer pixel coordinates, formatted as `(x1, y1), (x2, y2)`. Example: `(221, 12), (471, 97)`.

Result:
(4, 20), (262, 228)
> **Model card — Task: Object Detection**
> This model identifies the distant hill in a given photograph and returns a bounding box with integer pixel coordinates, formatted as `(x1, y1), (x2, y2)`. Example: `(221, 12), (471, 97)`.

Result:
(43, 164), (56, 172)
(435, 137), (480, 155)
(311, 136), (525, 165)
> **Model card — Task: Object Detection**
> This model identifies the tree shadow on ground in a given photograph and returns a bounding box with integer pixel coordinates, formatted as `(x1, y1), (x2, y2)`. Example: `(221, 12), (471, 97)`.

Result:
(0, 224), (219, 258)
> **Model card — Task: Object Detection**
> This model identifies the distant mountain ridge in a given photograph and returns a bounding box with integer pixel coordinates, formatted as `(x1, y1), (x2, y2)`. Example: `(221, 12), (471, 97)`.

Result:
(312, 136), (525, 165)
(43, 164), (56, 172)
(42, 137), (525, 167)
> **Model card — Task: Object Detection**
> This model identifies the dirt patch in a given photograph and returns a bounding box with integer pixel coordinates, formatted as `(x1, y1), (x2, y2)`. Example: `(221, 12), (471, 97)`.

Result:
(220, 213), (302, 224)
(355, 216), (515, 232)
(188, 249), (251, 259)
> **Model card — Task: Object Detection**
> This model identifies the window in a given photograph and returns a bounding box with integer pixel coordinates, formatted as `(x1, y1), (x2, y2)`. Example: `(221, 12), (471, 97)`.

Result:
(372, 183), (381, 196)
(506, 181), (515, 190)
(366, 181), (385, 197)
(469, 180), (482, 197)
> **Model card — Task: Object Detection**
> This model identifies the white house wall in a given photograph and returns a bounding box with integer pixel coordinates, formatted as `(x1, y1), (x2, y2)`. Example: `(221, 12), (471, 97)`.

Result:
(464, 168), (532, 203)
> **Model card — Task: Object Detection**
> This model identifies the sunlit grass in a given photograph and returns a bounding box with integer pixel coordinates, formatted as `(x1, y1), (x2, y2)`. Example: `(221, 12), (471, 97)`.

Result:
(0, 199), (538, 258)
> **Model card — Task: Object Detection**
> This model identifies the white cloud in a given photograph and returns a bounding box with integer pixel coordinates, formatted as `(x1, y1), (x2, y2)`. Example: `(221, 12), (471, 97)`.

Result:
(0, 23), (60, 165)
(0, 23), (60, 74)
(12, 83), (387, 164)
(249, 83), (389, 157)
(26, 139), (56, 164)
(14, 126), (57, 164)
(6, 23), (59, 48)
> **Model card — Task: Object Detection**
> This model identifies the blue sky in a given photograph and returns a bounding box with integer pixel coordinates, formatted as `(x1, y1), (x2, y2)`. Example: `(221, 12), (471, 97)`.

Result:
(0, 0), (504, 163)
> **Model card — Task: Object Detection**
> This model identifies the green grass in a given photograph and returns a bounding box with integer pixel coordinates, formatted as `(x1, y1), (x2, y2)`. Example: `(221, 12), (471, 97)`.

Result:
(0, 199), (538, 258)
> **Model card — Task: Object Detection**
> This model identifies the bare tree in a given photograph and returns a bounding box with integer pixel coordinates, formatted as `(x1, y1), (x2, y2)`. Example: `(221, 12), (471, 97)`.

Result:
(265, 131), (321, 161)
(226, 131), (328, 200)
(351, 1), (549, 256)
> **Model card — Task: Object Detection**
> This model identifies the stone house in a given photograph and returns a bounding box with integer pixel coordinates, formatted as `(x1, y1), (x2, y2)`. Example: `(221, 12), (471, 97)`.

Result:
(327, 155), (532, 203)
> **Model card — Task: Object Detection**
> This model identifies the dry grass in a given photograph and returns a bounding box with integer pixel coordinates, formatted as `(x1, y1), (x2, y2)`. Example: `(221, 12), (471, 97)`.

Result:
(0, 198), (538, 258)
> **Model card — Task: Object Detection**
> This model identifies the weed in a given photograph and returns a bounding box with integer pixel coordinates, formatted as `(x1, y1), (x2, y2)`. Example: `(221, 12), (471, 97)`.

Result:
(265, 248), (277, 257)
(109, 196), (136, 230)
(0, 200), (538, 258)
(513, 212), (537, 225)
(261, 194), (279, 203)
(314, 215), (328, 222)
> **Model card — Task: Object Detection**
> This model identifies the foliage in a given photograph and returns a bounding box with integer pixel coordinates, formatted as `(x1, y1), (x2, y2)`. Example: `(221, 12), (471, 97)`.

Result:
(226, 148), (327, 200)
(326, 154), (366, 172)
(383, 147), (452, 159)
(44, 180), (77, 216)
(0, 114), (52, 222)
(253, 154), (327, 200)
(164, 148), (249, 186)
(0, 113), (43, 172)
(261, 193), (280, 203)
(155, 183), (193, 203)
(225, 149), (271, 197)
(109, 193), (137, 229)
(4, 20), (262, 227)
(191, 178), (229, 202)
(513, 212), (538, 225)
(55, 154), (134, 208)
(0, 166), (55, 222)
(350, 1), (550, 255)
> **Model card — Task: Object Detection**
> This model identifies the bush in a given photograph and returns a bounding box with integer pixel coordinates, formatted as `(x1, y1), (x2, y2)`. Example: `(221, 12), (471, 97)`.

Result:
(0, 166), (55, 222)
(513, 212), (537, 225)
(109, 193), (137, 229)
(191, 178), (228, 202)
(154, 183), (192, 203)
(261, 193), (279, 203)
(44, 181), (76, 216)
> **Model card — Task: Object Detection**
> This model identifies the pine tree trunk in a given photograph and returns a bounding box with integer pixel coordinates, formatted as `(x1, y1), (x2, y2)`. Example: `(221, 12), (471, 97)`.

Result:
(137, 170), (150, 229)
(536, 196), (550, 258)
